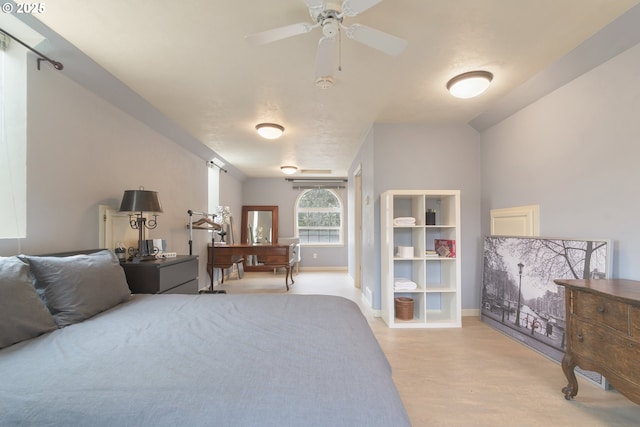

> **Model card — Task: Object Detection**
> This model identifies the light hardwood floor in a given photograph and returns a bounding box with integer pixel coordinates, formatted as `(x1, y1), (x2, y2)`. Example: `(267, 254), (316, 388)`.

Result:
(217, 270), (640, 426)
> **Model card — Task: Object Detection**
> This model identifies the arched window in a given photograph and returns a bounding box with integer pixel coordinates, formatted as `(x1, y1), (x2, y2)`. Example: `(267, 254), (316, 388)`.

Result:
(295, 189), (343, 246)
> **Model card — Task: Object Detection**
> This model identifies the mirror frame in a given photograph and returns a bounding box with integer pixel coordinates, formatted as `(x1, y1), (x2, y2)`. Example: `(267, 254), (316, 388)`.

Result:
(240, 205), (279, 246)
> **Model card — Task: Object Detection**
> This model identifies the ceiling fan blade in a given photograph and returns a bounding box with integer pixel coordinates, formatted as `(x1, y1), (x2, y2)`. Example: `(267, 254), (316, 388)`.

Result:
(315, 36), (336, 79)
(341, 0), (384, 16)
(245, 22), (315, 45)
(343, 23), (407, 55)
(304, 0), (325, 16)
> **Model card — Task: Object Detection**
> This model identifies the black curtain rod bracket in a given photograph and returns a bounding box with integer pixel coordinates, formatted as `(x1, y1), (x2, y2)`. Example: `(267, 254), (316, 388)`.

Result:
(0, 27), (63, 71)
(208, 160), (228, 173)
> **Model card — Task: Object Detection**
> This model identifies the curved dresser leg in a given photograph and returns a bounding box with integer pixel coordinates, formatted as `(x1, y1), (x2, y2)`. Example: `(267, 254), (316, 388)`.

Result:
(561, 353), (578, 400)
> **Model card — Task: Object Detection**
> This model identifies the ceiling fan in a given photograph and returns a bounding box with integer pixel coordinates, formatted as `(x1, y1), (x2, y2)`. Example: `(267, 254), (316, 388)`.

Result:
(245, 0), (408, 87)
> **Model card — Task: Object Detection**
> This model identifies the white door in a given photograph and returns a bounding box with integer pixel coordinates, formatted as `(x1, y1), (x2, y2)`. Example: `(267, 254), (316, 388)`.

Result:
(490, 205), (540, 236)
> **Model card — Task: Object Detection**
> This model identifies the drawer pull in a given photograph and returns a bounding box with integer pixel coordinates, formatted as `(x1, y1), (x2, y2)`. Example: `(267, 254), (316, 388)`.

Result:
(597, 306), (606, 313)
(577, 333), (584, 342)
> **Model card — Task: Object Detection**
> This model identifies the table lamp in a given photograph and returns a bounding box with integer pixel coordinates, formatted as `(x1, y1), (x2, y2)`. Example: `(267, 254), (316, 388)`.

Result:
(119, 188), (163, 262)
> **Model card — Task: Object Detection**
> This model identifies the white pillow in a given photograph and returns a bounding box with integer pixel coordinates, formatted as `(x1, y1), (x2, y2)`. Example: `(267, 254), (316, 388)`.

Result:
(0, 256), (57, 349)
(20, 250), (131, 327)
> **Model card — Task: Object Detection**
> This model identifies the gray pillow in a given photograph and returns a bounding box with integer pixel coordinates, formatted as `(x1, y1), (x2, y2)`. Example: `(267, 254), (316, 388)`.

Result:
(21, 250), (131, 327)
(0, 256), (57, 349)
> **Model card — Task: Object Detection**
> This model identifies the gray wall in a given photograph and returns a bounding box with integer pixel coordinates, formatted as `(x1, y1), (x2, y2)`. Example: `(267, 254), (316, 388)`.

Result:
(481, 40), (640, 280)
(242, 178), (348, 269)
(349, 123), (482, 310)
(0, 57), (214, 289)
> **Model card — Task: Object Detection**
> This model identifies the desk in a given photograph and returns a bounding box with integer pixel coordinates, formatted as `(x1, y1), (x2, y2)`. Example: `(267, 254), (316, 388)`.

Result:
(208, 243), (296, 290)
(554, 279), (640, 405)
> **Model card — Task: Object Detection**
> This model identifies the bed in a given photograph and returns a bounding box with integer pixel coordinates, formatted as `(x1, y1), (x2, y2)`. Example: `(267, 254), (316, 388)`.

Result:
(0, 250), (410, 426)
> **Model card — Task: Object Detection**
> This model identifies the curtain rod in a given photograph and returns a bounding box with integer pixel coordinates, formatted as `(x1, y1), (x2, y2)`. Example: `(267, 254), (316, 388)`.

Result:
(208, 160), (228, 173)
(0, 27), (63, 70)
(285, 177), (348, 183)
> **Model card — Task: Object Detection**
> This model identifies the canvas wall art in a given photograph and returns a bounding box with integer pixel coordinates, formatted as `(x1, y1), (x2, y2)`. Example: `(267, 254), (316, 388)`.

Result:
(481, 236), (611, 387)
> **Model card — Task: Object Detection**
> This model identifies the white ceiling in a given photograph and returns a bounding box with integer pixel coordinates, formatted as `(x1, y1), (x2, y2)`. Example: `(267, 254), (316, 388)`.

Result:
(21, 0), (640, 177)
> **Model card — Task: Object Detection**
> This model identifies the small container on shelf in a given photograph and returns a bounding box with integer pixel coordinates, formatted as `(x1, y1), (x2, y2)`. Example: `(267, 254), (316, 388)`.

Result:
(394, 297), (414, 320)
(425, 209), (436, 225)
(435, 239), (456, 258)
(396, 246), (414, 258)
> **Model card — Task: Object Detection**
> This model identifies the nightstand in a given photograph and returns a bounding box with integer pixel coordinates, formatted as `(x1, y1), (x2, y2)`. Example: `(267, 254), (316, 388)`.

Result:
(121, 255), (199, 294)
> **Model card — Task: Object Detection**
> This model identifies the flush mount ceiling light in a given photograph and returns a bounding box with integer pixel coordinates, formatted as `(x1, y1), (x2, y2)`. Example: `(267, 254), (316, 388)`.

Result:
(446, 71), (493, 99)
(256, 123), (285, 139)
(280, 166), (298, 175)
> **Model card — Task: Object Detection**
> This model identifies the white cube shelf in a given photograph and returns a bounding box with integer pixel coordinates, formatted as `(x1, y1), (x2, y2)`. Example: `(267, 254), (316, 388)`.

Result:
(381, 190), (461, 328)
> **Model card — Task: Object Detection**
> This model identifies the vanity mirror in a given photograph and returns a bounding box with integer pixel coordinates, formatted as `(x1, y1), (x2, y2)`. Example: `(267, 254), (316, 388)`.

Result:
(240, 205), (279, 271)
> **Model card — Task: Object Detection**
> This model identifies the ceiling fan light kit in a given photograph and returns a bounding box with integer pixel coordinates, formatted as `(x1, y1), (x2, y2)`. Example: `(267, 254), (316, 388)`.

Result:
(280, 166), (298, 175)
(316, 76), (335, 89)
(446, 70), (494, 99)
(256, 123), (285, 139)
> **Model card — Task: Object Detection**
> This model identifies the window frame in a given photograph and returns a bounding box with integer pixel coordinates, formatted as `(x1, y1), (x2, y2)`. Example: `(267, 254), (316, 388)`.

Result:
(0, 37), (28, 239)
(294, 188), (344, 247)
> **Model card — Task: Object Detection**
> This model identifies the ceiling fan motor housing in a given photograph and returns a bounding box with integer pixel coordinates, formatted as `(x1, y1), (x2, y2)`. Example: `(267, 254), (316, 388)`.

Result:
(315, 6), (343, 39)
(322, 18), (339, 38)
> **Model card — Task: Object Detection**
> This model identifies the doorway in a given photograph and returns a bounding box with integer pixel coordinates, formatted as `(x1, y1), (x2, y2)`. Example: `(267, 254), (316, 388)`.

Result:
(354, 167), (363, 289)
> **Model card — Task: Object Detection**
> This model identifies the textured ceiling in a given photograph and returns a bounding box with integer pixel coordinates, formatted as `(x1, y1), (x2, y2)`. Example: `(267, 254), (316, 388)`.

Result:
(23, 0), (640, 177)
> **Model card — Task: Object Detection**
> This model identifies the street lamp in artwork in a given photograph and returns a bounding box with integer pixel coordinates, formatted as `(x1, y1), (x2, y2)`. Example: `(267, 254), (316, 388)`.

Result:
(515, 262), (524, 327)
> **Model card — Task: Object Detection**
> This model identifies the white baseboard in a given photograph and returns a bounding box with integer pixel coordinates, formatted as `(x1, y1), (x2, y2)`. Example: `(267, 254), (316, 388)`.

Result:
(463, 308), (481, 317)
(299, 266), (348, 272)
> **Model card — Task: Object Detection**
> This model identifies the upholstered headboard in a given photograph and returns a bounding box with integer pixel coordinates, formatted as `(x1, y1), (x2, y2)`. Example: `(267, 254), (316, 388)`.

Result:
(39, 249), (105, 257)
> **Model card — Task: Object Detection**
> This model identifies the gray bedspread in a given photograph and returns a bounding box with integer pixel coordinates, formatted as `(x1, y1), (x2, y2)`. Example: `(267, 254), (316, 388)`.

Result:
(0, 294), (410, 426)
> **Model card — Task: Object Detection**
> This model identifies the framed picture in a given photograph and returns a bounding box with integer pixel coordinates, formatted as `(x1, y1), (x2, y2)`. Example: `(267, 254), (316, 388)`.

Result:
(481, 236), (611, 388)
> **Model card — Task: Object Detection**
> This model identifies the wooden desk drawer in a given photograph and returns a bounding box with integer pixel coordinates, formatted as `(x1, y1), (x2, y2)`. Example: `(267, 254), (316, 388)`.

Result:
(573, 291), (629, 333)
(263, 255), (287, 264)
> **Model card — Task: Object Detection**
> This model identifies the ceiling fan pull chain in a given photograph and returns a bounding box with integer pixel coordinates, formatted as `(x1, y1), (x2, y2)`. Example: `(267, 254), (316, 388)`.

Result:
(338, 27), (343, 72)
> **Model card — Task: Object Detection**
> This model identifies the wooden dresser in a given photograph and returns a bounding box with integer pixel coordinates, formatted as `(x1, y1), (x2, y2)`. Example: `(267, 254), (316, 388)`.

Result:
(554, 279), (640, 404)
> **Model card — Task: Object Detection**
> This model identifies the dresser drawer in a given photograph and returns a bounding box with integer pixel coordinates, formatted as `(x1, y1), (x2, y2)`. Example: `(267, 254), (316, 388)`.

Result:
(572, 318), (640, 385)
(122, 256), (199, 294)
(631, 306), (640, 339)
(572, 290), (629, 333)
(158, 258), (198, 293)
(163, 279), (198, 294)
